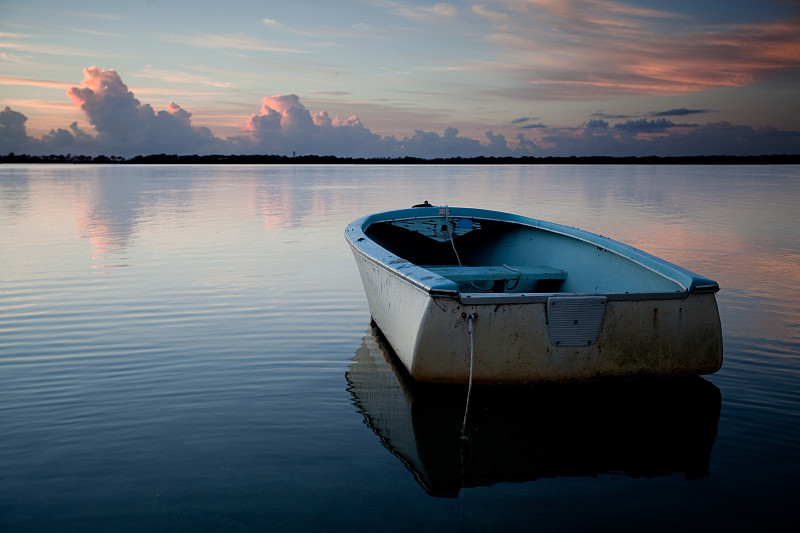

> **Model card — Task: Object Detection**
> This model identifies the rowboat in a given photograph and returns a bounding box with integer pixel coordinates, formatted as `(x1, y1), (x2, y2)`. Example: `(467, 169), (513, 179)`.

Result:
(345, 204), (722, 384)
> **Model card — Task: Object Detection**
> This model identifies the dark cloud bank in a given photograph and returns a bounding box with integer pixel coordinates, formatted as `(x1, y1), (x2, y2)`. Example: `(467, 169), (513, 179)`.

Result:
(2, 67), (798, 158)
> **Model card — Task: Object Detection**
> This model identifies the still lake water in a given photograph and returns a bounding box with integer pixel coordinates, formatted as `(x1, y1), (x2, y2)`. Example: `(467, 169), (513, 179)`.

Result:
(1, 164), (798, 531)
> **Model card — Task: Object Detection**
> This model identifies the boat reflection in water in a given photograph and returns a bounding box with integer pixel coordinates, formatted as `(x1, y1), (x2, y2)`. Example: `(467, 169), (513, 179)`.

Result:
(346, 324), (721, 498)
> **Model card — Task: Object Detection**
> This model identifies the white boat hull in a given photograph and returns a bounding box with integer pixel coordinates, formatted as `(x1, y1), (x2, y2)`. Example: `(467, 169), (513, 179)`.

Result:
(352, 249), (721, 384)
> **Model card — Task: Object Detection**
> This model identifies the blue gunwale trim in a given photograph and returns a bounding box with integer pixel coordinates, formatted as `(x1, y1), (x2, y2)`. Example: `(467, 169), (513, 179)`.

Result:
(345, 206), (719, 296)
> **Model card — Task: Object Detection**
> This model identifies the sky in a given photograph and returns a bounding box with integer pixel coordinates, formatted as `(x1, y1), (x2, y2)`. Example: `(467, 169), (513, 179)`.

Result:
(1, 0), (799, 158)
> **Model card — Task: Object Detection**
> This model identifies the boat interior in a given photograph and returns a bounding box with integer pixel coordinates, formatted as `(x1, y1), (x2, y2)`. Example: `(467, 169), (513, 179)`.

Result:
(365, 216), (685, 295)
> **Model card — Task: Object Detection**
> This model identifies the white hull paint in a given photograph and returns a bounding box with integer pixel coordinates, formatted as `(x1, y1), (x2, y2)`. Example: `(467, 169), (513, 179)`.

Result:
(347, 206), (723, 384)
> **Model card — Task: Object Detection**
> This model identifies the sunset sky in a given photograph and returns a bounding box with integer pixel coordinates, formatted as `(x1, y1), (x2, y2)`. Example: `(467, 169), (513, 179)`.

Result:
(2, 0), (799, 157)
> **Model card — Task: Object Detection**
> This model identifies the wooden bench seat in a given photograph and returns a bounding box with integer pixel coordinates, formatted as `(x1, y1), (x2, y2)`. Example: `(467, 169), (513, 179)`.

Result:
(425, 265), (566, 282)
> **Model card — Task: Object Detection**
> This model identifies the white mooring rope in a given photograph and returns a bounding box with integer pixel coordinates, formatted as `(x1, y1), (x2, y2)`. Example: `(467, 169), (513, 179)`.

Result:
(460, 313), (476, 440)
(444, 205), (463, 266)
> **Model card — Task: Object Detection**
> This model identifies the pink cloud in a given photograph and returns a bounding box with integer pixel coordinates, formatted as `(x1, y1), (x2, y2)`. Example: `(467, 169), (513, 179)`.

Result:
(0, 75), (72, 89)
(243, 94), (383, 155)
(167, 102), (192, 125)
(477, 3), (800, 97)
(67, 66), (146, 137)
(62, 66), (219, 153)
(259, 94), (315, 131)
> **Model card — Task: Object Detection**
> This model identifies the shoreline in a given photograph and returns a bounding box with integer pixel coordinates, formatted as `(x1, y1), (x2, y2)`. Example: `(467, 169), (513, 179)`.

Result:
(2, 153), (798, 165)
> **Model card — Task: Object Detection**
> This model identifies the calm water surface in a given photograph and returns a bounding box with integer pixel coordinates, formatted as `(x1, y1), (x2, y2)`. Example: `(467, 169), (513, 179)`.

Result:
(1, 164), (798, 531)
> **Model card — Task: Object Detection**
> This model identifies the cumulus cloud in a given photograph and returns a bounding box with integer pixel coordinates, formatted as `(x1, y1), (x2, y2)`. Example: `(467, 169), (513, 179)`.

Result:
(394, 127), (484, 158)
(2, 67), (798, 158)
(243, 93), (383, 156)
(62, 66), (221, 155)
(67, 67), (141, 137)
(0, 105), (29, 152)
(485, 130), (508, 151)
(248, 94), (315, 134)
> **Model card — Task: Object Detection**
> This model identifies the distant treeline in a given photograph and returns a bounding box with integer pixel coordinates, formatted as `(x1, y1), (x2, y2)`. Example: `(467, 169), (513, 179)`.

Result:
(2, 153), (799, 165)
